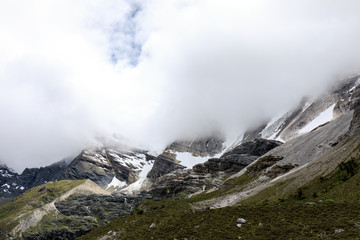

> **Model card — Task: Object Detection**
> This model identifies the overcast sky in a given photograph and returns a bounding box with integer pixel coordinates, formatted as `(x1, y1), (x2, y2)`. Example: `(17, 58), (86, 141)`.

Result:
(1, 0), (360, 172)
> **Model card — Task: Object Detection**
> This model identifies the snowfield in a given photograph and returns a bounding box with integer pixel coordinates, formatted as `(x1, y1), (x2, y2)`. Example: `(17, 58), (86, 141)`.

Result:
(298, 103), (336, 134)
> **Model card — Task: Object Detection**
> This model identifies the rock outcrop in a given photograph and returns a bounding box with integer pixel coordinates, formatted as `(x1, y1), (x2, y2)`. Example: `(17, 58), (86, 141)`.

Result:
(348, 105), (360, 137)
(60, 148), (155, 187)
(146, 152), (185, 181)
(193, 139), (282, 174)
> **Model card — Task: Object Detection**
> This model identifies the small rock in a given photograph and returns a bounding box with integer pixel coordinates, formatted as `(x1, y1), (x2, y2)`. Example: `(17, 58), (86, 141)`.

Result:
(335, 229), (344, 234)
(236, 218), (246, 224)
(112, 231), (117, 237)
(149, 223), (156, 229)
(305, 202), (315, 205)
(107, 231), (112, 235)
(194, 225), (200, 229)
(355, 221), (360, 228)
(237, 224), (242, 228)
(258, 223), (263, 226)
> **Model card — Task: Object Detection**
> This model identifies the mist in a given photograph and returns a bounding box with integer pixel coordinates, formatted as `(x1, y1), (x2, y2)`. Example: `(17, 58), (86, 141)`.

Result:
(1, 0), (360, 172)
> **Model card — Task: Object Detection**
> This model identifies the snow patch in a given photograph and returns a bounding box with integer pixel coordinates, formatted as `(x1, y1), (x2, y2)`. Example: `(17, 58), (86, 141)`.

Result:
(107, 176), (126, 190)
(173, 152), (214, 168)
(298, 104), (336, 134)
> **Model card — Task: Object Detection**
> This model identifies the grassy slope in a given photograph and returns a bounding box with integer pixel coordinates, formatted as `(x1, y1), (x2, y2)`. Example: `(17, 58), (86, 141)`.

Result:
(0, 180), (85, 237)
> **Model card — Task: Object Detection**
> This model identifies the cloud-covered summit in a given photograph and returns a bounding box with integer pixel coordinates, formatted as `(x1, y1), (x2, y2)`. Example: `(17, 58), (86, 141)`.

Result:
(1, 0), (360, 171)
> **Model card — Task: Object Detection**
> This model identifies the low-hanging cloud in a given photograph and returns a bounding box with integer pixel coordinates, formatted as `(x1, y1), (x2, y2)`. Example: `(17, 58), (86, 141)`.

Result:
(1, 0), (360, 172)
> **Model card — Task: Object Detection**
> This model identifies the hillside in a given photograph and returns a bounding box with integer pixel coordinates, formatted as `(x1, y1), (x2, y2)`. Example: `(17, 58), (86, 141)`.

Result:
(79, 133), (360, 240)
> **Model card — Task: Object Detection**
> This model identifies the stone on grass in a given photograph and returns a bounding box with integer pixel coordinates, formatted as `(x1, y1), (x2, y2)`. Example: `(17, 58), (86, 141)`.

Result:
(236, 218), (247, 224)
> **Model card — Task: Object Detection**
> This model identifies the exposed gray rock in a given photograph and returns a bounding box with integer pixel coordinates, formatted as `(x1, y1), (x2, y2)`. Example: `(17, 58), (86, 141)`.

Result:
(60, 150), (115, 187)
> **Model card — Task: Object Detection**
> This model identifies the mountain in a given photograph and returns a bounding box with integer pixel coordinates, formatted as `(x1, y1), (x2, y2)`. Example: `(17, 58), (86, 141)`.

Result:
(77, 76), (360, 239)
(2, 75), (360, 239)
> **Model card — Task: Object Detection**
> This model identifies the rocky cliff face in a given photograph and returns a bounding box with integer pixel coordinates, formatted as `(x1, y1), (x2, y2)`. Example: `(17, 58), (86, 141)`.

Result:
(60, 148), (156, 188)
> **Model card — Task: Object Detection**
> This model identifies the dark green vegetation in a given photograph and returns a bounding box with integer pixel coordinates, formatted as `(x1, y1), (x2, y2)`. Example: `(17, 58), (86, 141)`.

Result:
(79, 200), (360, 240)
(79, 154), (360, 240)
(0, 180), (85, 237)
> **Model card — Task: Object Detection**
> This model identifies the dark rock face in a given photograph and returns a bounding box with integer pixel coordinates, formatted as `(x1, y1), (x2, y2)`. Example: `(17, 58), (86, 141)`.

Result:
(147, 152), (185, 181)
(55, 194), (145, 221)
(20, 160), (69, 189)
(60, 150), (115, 187)
(193, 139), (282, 174)
(223, 138), (282, 157)
(0, 160), (69, 198)
(193, 155), (257, 174)
(348, 105), (360, 137)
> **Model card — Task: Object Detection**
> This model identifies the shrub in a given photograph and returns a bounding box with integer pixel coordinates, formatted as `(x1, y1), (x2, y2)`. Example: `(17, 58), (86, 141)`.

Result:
(338, 159), (358, 182)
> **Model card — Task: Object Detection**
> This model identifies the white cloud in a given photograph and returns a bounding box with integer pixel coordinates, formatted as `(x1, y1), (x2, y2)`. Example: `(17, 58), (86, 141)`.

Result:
(1, 0), (360, 171)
